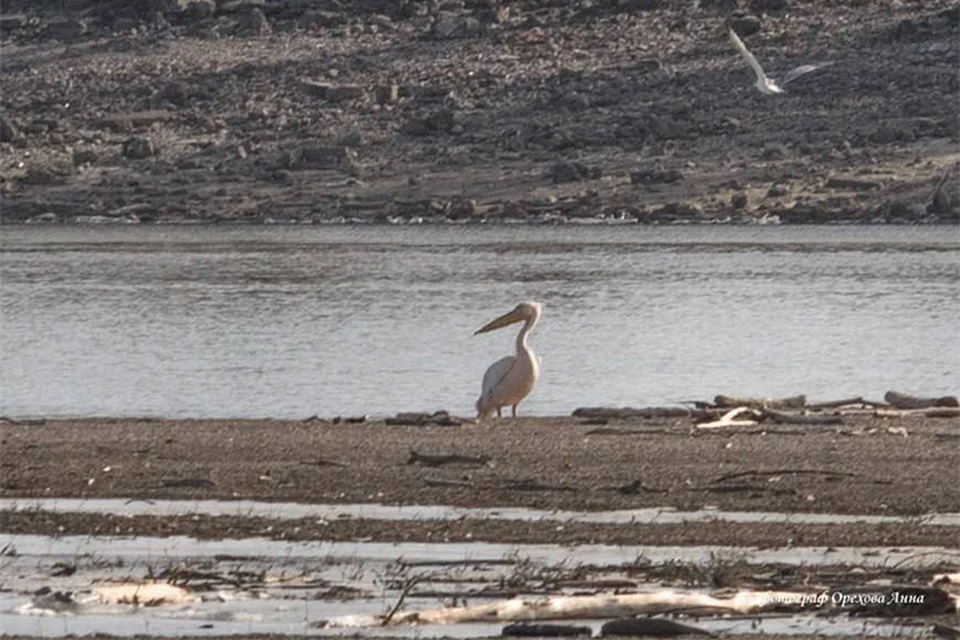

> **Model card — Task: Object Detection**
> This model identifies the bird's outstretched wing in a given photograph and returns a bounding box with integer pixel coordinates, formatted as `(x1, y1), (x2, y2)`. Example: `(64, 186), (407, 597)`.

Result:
(728, 27), (769, 84)
(781, 62), (834, 86)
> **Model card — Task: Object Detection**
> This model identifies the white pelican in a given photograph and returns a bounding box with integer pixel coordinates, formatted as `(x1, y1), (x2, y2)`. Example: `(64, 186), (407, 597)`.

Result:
(728, 26), (833, 95)
(474, 301), (542, 421)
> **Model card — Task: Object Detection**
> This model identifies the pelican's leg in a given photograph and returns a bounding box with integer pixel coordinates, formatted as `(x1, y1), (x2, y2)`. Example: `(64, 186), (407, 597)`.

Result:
(511, 405), (518, 418)
(496, 408), (502, 418)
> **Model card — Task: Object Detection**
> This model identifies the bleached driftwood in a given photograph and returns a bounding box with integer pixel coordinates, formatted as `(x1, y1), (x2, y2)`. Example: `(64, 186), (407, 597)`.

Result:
(884, 391), (959, 410)
(875, 408), (960, 419)
(93, 582), (193, 606)
(696, 407), (759, 429)
(714, 394), (806, 409)
(323, 590), (821, 627)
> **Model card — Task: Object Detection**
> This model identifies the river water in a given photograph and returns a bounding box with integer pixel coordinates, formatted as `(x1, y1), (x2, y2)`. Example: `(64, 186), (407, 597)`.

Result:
(1, 225), (957, 419)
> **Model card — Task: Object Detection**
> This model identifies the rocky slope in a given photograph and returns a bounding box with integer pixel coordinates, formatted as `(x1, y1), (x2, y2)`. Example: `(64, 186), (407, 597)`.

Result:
(0, 0), (957, 224)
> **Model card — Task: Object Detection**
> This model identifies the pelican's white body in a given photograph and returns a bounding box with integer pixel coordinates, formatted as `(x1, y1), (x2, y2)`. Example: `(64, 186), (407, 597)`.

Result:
(475, 302), (542, 421)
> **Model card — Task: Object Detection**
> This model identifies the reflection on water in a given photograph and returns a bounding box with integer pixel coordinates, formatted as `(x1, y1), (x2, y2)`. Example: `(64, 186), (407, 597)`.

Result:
(1, 225), (957, 418)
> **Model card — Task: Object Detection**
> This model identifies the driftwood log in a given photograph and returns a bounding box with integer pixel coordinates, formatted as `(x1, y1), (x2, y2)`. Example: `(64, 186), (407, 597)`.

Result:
(696, 407), (760, 429)
(884, 391), (959, 410)
(572, 407), (692, 419)
(324, 590), (825, 627)
(760, 409), (843, 425)
(806, 397), (868, 410)
(875, 408), (960, 419)
(714, 394), (806, 409)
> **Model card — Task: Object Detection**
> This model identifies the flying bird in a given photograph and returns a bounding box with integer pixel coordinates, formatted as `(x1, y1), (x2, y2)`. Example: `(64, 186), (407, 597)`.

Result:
(474, 301), (542, 422)
(727, 26), (832, 95)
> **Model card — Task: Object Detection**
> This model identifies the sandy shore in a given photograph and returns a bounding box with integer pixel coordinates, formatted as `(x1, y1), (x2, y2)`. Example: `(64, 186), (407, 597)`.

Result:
(2, 414), (958, 546)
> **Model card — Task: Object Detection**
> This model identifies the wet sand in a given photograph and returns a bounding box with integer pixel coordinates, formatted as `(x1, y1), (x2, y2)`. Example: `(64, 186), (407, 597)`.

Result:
(2, 414), (958, 545)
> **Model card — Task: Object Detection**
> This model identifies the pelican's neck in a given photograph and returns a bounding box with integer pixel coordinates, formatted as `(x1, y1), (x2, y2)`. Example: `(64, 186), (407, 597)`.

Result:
(515, 313), (539, 360)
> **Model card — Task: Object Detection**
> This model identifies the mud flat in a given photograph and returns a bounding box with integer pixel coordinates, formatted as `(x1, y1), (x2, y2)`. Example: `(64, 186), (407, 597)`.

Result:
(2, 415), (957, 517)
(1, 414), (958, 637)
(0, 0), (958, 225)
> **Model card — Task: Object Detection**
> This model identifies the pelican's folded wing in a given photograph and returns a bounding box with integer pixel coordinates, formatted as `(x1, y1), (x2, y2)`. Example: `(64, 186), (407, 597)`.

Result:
(481, 355), (516, 398)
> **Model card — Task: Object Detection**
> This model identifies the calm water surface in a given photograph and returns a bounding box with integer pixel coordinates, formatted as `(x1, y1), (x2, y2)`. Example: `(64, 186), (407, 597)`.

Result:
(1, 225), (957, 418)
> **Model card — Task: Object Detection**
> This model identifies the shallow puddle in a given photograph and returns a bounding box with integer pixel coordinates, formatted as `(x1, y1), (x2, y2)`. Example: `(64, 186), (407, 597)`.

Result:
(3, 533), (957, 568)
(1, 532), (955, 637)
(2, 498), (956, 527)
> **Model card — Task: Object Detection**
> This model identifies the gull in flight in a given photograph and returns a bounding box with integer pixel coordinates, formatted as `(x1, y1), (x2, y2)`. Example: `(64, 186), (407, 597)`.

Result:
(728, 26), (832, 95)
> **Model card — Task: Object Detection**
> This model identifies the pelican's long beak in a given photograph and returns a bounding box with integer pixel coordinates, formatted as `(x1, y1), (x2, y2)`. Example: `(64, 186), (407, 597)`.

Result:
(474, 308), (525, 335)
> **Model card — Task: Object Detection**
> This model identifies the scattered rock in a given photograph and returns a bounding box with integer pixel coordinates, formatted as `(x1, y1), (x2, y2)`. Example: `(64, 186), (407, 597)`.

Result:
(234, 7), (271, 36)
(617, 0), (664, 11)
(300, 82), (365, 102)
(368, 14), (394, 30)
(870, 124), (915, 144)
(298, 10), (347, 29)
(447, 197), (478, 219)
(375, 84), (400, 105)
(99, 111), (173, 132)
(761, 143), (789, 160)
(503, 623), (592, 637)
(601, 617), (714, 637)
(26, 213), (60, 224)
(631, 167), (683, 184)
(338, 131), (364, 147)
(826, 177), (881, 191)
(72, 149), (98, 166)
(42, 19), (88, 41)
(22, 165), (74, 185)
(646, 115), (690, 140)
(219, 0), (266, 13)
(286, 146), (360, 175)
(731, 192), (749, 209)
(403, 109), (457, 136)
(0, 114), (21, 143)
(182, 0), (216, 21)
(549, 161), (601, 184)
(123, 137), (156, 159)
(729, 15), (762, 38)
(750, 0), (789, 13)
(658, 201), (704, 218)
(429, 12), (480, 39)
(0, 13), (28, 32)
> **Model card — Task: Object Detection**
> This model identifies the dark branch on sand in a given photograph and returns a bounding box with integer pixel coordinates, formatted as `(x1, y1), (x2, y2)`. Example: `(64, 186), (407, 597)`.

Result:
(760, 409), (843, 425)
(710, 469), (865, 484)
(408, 450), (492, 467)
(382, 576), (424, 626)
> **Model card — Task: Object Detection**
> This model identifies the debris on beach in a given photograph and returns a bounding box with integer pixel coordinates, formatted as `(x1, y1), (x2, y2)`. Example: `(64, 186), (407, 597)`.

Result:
(323, 585), (958, 627)
(386, 411), (462, 426)
(18, 582), (193, 615)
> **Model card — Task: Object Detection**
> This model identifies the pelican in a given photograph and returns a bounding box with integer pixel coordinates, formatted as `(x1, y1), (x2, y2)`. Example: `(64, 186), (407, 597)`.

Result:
(474, 301), (542, 421)
(727, 26), (833, 95)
